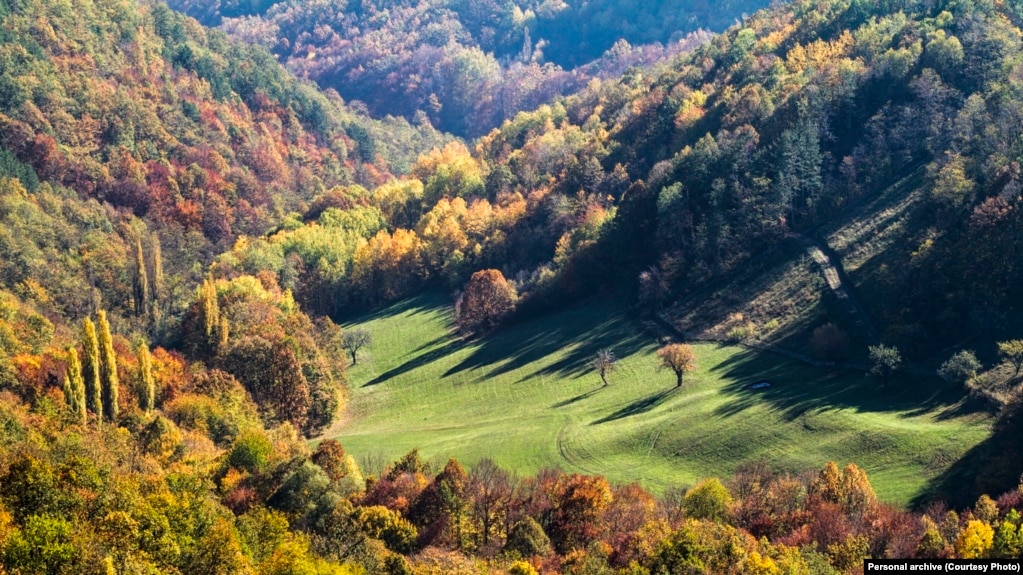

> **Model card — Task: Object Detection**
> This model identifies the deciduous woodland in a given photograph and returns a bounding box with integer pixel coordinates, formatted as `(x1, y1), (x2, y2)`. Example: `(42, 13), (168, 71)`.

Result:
(2, 0), (1023, 571)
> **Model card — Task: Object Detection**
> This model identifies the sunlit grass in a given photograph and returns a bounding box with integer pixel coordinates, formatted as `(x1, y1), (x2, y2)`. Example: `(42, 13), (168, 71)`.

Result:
(326, 292), (991, 505)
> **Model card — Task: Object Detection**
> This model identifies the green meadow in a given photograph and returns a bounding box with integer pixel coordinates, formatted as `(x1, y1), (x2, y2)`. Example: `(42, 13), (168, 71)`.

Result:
(327, 292), (991, 505)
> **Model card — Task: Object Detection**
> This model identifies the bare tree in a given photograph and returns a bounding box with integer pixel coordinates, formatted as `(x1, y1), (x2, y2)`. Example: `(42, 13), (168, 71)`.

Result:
(467, 458), (515, 554)
(593, 348), (618, 387)
(342, 329), (372, 366)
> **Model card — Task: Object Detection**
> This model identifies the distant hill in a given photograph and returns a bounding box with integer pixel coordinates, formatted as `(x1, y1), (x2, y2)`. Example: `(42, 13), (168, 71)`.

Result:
(162, 0), (774, 136)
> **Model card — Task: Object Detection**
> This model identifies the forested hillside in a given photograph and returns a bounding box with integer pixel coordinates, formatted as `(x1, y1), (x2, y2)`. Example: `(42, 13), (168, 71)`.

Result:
(227, 0), (1023, 359)
(1, 0), (1023, 571)
(162, 0), (768, 136)
(0, 0), (450, 325)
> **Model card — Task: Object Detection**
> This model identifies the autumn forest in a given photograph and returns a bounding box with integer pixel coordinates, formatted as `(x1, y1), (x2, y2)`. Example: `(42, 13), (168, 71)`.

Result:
(2, 0), (1023, 572)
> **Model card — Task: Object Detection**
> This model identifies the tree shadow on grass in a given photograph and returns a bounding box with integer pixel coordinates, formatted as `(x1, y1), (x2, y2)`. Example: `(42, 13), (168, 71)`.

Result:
(550, 387), (603, 408)
(343, 291), (453, 326)
(911, 403), (1020, 509)
(709, 345), (988, 422)
(363, 338), (467, 386)
(591, 387), (677, 425)
(443, 299), (651, 384)
(408, 334), (452, 355)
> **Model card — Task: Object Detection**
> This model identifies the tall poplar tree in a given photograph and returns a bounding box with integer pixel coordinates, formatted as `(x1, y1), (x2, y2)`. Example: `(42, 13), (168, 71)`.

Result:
(136, 341), (155, 413)
(63, 347), (87, 423)
(97, 310), (119, 422)
(133, 235), (149, 318)
(81, 317), (102, 419)
(151, 232), (164, 317)
(198, 278), (227, 357)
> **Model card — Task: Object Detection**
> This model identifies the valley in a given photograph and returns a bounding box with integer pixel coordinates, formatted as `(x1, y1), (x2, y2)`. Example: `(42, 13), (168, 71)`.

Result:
(333, 292), (990, 505)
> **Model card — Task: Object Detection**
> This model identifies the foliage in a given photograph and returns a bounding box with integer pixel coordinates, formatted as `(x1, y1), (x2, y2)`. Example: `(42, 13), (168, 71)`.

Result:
(868, 345), (902, 387)
(96, 310), (119, 422)
(3, 0), (1023, 570)
(656, 343), (697, 388)
(455, 269), (517, 335)
(504, 517), (551, 559)
(62, 347), (85, 423)
(682, 478), (733, 523)
(170, 0), (734, 137)
(226, 429), (273, 474)
(938, 350), (982, 385)
(998, 340), (1023, 377)
(955, 520), (994, 559)
(811, 324), (850, 362)
(137, 341), (155, 413)
(81, 318), (101, 418)
(509, 560), (539, 575)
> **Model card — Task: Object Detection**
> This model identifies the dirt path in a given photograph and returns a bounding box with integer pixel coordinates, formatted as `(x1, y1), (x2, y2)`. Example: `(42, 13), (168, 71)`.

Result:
(808, 246), (841, 290)
(802, 237), (881, 343)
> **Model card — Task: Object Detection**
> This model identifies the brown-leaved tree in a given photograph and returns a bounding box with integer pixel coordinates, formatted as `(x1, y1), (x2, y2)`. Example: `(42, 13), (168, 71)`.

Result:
(455, 269), (517, 334)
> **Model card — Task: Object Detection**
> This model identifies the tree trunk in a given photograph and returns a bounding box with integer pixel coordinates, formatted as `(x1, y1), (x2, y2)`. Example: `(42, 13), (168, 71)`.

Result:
(676, 371), (683, 388)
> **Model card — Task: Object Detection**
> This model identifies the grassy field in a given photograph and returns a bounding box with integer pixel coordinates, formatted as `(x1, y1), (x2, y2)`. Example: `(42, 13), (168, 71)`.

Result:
(326, 292), (991, 505)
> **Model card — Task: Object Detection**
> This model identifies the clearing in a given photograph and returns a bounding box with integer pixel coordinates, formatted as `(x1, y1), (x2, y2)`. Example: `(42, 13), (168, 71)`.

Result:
(326, 292), (991, 505)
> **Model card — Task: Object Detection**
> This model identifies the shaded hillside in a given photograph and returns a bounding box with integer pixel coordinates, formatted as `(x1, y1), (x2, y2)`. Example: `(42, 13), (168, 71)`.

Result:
(161, 0), (762, 136)
(169, 0), (768, 66)
(463, 0), (1023, 358)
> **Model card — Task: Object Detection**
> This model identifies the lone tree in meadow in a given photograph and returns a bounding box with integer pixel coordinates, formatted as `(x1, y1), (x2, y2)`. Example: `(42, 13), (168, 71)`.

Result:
(342, 328), (372, 366)
(592, 349), (617, 387)
(657, 343), (698, 388)
(998, 339), (1023, 377)
(868, 344), (901, 388)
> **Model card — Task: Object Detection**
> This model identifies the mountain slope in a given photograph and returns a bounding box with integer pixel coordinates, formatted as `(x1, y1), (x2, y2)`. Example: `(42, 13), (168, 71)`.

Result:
(0, 0), (451, 328)
(162, 0), (766, 136)
(240, 0), (1023, 358)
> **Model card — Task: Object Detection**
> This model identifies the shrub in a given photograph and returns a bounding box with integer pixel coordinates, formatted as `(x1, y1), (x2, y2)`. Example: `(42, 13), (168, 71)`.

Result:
(726, 322), (757, 342)
(504, 517), (552, 558)
(938, 350), (982, 385)
(811, 323), (850, 361)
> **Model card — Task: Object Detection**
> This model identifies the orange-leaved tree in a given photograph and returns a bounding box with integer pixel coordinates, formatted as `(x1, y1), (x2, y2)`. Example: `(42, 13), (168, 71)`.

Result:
(455, 269), (517, 334)
(657, 343), (697, 388)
